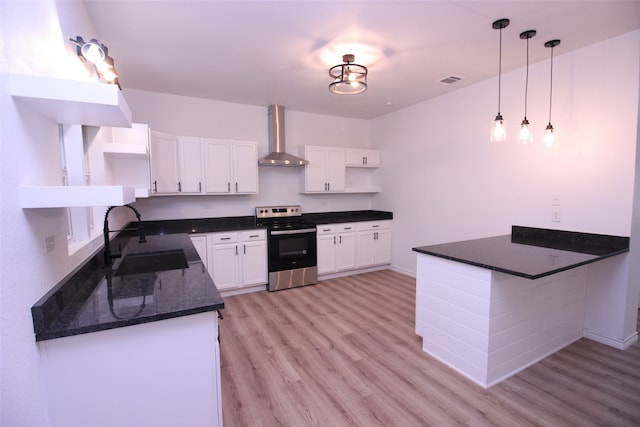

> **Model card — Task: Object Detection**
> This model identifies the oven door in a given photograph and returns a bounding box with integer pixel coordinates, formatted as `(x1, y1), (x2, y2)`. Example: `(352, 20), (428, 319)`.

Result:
(268, 228), (317, 272)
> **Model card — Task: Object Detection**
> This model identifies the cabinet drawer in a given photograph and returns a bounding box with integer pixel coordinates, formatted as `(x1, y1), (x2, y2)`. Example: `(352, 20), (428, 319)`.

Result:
(209, 232), (238, 244)
(356, 220), (392, 231)
(336, 223), (357, 233)
(241, 230), (266, 241)
(316, 225), (336, 235)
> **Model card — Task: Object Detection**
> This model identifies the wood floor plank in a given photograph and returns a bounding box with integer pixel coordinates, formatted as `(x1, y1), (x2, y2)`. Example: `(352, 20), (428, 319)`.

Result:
(220, 269), (640, 426)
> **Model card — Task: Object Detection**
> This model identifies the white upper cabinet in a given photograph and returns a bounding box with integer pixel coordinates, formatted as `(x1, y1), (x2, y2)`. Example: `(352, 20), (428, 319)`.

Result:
(149, 131), (180, 194)
(302, 145), (381, 194)
(178, 137), (204, 193)
(203, 139), (258, 194)
(345, 149), (381, 167)
(149, 134), (258, 196)
(302, 146), (346, 193)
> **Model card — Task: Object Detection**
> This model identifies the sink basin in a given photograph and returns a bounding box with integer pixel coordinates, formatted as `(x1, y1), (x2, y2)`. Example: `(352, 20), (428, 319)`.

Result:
(114, 249), (189, 276)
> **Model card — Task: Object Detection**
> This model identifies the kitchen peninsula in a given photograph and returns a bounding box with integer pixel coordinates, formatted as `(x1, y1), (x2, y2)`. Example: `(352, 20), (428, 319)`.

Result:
(412, 226), (631, 388)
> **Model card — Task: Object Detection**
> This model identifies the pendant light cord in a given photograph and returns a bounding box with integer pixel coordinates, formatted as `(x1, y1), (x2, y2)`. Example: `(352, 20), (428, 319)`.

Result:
(548, 46), (554, 124)
(524, 36), (530, 118)
(497, 27), (503, 113)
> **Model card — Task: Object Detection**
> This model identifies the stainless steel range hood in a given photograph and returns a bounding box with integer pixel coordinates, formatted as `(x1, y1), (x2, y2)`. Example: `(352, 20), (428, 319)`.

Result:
(258, 105), (309, 166)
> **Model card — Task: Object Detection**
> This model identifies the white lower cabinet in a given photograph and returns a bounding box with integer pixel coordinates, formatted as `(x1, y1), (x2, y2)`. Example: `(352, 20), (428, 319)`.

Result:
(39, 312), (222, 427)
(356, 221), (392, 268)
(317, 223), (357, 275)
(205, 229), (267, 291)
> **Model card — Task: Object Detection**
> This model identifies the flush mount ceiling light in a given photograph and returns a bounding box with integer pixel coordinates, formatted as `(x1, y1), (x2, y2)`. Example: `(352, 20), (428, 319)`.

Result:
(491, 18), (509, 142)
(518, 29), (537, 145)
(328, 54), (368, 95)
(70, 36), (120, 88)
(544, 39), (561, 147)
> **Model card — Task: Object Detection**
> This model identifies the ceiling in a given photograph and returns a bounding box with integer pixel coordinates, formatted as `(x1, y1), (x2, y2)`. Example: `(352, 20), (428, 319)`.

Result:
(84, 1), (640, 120)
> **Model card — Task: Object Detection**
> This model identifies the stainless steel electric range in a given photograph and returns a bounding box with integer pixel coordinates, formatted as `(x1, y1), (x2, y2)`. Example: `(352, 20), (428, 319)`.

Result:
(255, 205), (317, 291)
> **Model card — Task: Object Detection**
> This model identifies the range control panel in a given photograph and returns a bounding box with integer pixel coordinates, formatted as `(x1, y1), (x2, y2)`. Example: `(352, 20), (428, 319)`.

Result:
(255, 205), (302, 219)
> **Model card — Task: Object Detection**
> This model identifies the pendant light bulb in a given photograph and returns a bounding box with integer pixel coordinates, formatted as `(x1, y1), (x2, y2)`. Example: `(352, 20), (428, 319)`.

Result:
(544, 123), (555, 147)
(518, 30), (537, 145)
(492, 114), (506, 142)
(518, 118), (533, 144)
(491, 18), (510, 142)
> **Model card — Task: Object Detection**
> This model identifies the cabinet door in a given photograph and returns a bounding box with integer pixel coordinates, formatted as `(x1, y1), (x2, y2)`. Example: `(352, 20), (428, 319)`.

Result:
(304, 146), (329, 192)
(326, 148), (346, 192)
(317, 233), (337, 274)
(336, 232), (357, 271)
(356, 230), (376, 268)
(203, 140), (232, 193)
(149, 131), (179, 194)
(241, 239), (267, 286)
(373, 229), (392, 265)
(190, 234), (208, 267)
(178, 137), (203, 193)
(233, 142), (258, 194)
(346, 149), (381, 167)
(208, 242), (240, 290)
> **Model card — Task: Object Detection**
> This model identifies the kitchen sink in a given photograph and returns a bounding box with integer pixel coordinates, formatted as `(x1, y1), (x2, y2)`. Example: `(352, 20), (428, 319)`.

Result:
(113, 249), (189, 276)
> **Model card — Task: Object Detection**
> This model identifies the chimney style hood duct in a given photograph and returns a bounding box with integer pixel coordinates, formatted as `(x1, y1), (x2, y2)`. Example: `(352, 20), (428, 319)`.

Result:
(259, 105), (309, 166)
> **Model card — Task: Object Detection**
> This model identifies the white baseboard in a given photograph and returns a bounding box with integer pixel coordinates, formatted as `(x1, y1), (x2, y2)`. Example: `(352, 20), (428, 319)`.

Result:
(583, 328), (639, 350)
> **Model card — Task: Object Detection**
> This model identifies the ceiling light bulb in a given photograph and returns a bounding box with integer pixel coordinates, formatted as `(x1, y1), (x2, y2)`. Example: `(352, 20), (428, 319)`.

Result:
(81, 39), (106, 63)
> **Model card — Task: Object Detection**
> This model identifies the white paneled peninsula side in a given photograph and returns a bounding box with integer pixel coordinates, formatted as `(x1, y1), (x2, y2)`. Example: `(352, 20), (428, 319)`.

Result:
(412, 226), (632, 388)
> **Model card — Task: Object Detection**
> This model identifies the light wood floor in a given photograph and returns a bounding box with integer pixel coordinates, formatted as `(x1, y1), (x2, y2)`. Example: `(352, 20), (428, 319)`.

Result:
(219, 269), (640, 426)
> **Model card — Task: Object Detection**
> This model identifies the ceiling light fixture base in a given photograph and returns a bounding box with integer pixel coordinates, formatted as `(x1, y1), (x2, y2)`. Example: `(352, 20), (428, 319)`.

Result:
(492, 19), (510, 30)
(520, 30), (537, 40)
(545, 39), (561, 48)
(329, 54), (368, 95)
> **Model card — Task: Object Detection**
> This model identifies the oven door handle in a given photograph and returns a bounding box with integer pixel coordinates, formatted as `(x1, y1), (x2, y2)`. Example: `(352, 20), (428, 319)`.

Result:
(270, 228), (316, 236)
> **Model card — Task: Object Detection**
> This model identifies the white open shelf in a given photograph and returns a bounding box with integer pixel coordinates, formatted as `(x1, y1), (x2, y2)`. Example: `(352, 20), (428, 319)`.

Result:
(103, 143), (148, 157)
(20, 186), (136, 208)
(8, 73), (132, 128)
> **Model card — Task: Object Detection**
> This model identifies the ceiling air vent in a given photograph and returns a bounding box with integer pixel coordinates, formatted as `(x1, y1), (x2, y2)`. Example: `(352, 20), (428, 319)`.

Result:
(439, 76), (462, 85)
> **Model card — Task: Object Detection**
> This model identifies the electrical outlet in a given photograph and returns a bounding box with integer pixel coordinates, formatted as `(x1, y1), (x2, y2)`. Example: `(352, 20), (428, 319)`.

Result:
(552, 210), (561, 223)
(552, 194), (561, 206)
(44, 235), (55, 253)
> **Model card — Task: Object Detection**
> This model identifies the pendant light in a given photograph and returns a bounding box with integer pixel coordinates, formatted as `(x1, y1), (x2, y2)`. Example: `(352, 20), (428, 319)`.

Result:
(544, 39), (561, 147)
(518, 30), (536, 144)
(491, 19), (510, 142)
(328, 54), (368, 95)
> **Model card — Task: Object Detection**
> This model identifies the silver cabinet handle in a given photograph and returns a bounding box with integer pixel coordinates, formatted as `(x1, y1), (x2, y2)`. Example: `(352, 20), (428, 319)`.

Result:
(249, 234), (259, 238)
(339, 235), (342, 244)
(235, 245), (238, 255)
(333, 236), (336, 244)
(153, 180), (157, 193)
(178, 181), (182, 192)
(220, 237), (231, 240)
(227, 182), (231, 192)
(235, 182), (238, 192)
(199, 182), (202, 192)
(344, 227), (352, 230)
(243, 244), (246, 254)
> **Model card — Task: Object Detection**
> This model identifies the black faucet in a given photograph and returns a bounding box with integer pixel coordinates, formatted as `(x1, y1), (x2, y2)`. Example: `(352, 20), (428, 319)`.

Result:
(103, 204), (147, 268)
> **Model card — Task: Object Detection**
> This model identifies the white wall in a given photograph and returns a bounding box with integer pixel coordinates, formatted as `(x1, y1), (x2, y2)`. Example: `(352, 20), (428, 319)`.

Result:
(122, 89), (374, 220)
(372, 31), (640, 277)
(0, 1), (108, 425)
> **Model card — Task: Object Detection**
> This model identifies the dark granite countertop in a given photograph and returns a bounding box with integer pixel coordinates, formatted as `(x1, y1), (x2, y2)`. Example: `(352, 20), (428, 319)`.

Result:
(31, 209), (392, 341)
(302, 210), (393, 225)
(32, 233), (223, 341)
(412, 226), (629, 279)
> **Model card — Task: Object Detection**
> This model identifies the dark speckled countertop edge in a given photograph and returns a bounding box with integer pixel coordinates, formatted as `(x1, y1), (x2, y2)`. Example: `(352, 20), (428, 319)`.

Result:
(412, 226), (629, 280)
